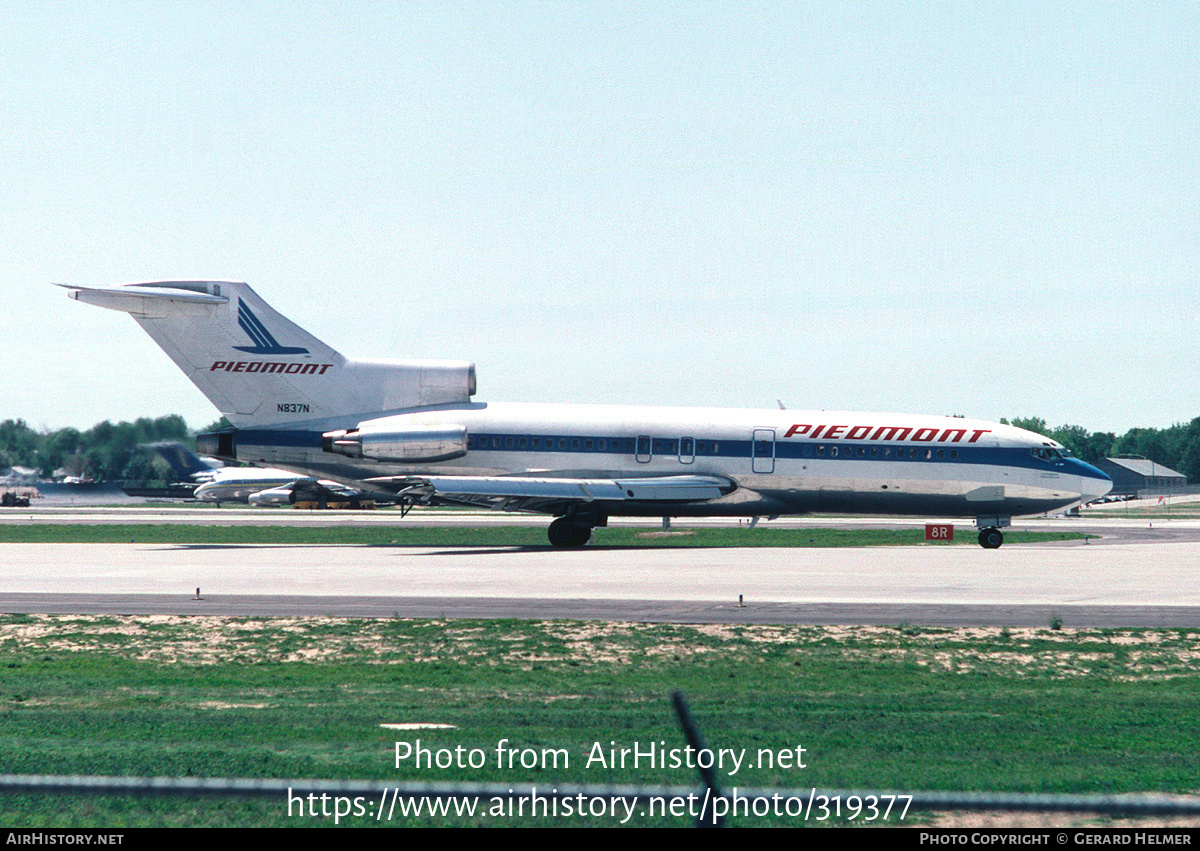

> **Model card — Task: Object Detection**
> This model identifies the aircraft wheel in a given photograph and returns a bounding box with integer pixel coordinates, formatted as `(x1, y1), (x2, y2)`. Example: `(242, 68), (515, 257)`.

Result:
(548, 518), (591, 547)
(977, 528), (1004, 549)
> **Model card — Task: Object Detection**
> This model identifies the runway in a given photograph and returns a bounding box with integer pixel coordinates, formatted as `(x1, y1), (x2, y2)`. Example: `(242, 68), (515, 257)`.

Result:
(3, 519), (1200, 625)
(8, 503), (1200, 541)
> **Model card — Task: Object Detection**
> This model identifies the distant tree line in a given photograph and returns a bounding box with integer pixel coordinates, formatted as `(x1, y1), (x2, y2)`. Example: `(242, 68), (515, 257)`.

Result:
(1003, 416), (1200, 483)
(0, 416), (225, 483)
(3, 413), (1200, 484)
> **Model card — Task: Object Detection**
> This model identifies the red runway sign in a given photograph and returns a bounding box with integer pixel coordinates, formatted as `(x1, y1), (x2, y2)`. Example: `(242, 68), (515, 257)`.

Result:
(925, 524), (954, 541)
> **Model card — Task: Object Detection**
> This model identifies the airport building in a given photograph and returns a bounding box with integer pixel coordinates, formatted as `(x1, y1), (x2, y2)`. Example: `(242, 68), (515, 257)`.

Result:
(1095, 457), (1188, 498)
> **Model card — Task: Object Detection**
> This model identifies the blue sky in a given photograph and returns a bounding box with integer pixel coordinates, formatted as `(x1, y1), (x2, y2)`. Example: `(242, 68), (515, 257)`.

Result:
(3, 2), (1197, 434)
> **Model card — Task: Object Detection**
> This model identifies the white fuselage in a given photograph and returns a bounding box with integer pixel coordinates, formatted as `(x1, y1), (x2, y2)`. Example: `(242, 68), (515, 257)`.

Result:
(229, 402), (1112, 520)
(192, 468), (310, 503)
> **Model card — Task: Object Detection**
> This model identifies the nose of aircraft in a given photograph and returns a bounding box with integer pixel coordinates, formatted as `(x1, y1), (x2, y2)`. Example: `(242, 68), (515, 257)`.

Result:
(1071, 459), (1113, 503)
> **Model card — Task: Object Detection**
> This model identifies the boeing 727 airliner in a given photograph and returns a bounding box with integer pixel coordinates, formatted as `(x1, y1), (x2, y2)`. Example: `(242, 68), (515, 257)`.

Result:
(64, 281), (1112, 547)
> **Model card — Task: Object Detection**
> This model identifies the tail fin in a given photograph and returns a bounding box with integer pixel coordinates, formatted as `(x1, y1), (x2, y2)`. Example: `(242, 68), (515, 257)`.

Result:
(144, 440), (221, 481)
(64, 281), (475, 427)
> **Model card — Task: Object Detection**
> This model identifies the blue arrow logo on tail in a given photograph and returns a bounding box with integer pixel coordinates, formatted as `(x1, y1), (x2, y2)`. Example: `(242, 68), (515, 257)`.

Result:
(232, 299), (309, 354)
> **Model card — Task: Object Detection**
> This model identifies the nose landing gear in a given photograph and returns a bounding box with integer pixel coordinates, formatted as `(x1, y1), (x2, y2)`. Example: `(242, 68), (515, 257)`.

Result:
(977, 527), (1004, 549)
(975, 515), (1010, 549)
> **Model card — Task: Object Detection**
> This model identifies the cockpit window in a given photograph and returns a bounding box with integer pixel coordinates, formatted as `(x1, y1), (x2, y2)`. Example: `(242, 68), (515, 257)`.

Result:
(1032, 447), (1070, 461)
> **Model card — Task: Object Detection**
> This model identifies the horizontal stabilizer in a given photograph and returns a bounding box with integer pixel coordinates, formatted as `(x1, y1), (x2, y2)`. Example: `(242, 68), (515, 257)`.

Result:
(60, 283), (228, 316)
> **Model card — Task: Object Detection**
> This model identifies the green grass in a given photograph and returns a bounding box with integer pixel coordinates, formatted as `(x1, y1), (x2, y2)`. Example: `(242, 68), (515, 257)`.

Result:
(0, 616), (1195, 826)
(0, 524), (1083, 547)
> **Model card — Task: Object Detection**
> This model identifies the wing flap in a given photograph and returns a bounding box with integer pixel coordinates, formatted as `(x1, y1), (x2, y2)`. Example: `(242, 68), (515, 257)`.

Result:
(365, 474), (734, 505)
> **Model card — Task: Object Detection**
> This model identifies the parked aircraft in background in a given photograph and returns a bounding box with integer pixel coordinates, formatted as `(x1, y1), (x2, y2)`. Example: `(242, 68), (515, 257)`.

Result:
(65, 281), (1112, 547)
(145, 440), (224, 483)
(193, 469), (373, 507)
(145, 440), (376, 507)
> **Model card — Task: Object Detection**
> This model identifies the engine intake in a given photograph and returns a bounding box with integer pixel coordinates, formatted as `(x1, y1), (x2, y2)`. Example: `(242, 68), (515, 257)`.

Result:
(196, 428), (237, 461)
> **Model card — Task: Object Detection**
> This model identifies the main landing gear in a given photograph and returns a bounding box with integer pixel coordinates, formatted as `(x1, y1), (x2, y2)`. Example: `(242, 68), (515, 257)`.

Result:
(547, 517), (593, 547)
(548, 512), (608, 547)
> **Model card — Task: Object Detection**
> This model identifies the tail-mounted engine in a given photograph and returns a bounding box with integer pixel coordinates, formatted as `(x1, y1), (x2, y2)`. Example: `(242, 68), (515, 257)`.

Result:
(323, 417), (467, 463)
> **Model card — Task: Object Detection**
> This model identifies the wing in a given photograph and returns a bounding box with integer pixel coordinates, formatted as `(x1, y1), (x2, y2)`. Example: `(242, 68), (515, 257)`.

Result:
(364, 474), (736, 514)
(248, 478), (383, 507)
